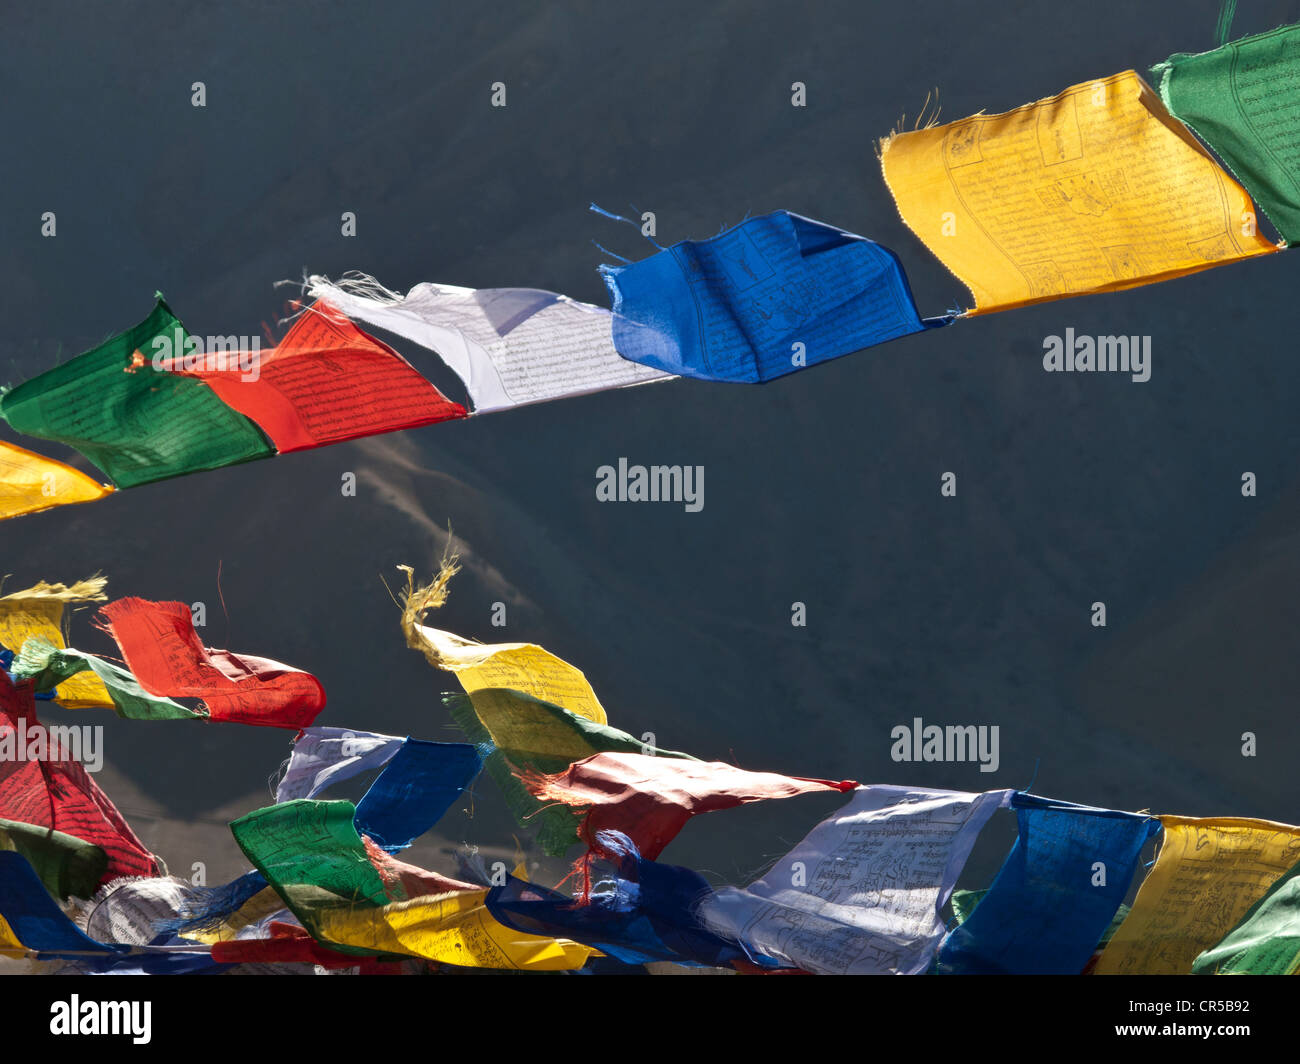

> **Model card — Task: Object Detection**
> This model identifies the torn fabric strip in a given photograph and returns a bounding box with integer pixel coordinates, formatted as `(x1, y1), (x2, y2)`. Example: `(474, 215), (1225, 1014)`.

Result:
(1154, 22), (1300, 244)
(446, 687), (695, 856)
(600, 211), (947, 382)
(174, 299), (467, 451)
(519, 751), (857, 861)
(0, 673), (158, 883)
(933, 793), (1158, 974)
(1095, 815), (1300, 974)
(697, 785), (1012, 975)
(0, 296), (275, 487)
(306, 275), (671, 413)
(879, 70), (1278, 314)
(100, 597), (325, 728)
(0, 440), (113, 522)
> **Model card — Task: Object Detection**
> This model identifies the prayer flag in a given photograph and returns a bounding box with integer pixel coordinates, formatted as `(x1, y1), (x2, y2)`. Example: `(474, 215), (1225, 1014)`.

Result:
(0, 440), (112, 522)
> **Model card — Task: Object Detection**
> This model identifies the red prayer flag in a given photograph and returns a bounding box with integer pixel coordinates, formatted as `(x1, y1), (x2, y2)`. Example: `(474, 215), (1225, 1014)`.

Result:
(520, 752), (856, 860)
(175, 300), (467, 453)
(210, 921), (406, 971)
(0, 672), (159, 884)
(99, 598), (325, 728)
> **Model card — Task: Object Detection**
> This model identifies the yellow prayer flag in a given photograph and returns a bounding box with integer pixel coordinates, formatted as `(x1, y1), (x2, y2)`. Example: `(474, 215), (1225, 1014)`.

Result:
(0, 577), (113, 709)
(313, 888), (596, 970)
(0, 440), (112, 521)
(178, 887), (291, 945)
(1095, 815), (1300, 975)
(0, 915), (25, 956)
(880, 70), (1279, 314)
(412, 626), (608, 725)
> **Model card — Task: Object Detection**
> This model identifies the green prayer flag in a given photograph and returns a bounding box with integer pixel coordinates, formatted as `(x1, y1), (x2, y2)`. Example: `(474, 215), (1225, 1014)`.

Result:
(0, 296), (275, 488)
(12, 637), (202, 721)
(1193, 858), (1300, 974)
(1154, 22), (1300, 244)
(0, 817), (108, 900)
(230, 799), (395, 956)
(445, 687), (696, 857)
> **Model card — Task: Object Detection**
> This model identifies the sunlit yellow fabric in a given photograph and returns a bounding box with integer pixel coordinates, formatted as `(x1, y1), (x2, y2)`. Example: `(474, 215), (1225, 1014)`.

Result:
(1095, 815), (1300, 974)
(414, 625), (607, 724)
(313, 888), (596, 970)
(0, 440), (112, 522)
(0, 579), (112, 709)
(880, 70), (1279, 314)
(0, 914), (25, 955)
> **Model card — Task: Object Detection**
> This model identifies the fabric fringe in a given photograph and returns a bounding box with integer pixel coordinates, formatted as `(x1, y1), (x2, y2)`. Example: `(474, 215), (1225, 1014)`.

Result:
(304, 271), (407, 307)
(876, 88), (942, 159)
(396, 541), (462, 669)
(0, 574), (108, 603)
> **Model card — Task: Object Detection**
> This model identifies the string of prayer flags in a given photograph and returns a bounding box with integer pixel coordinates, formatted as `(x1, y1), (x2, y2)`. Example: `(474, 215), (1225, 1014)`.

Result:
(306, 274), (671, 413)
(12, 638), (202, 721)
(0, 296), (276, 488)
(600, 211), (947, 382)
(446, 687), (695, 856)
(274, 726), (406, 802)
(399, 562), (608, 724)
(932, 793), (1158, 975)
(0, 673), (159, 883)
(351, 739), (481, 852)
(173, 299), (467, 452)
(0, 441), (113, 521)
(232, 798), (593, 969)
(880, 70), (1278, 315)
(1154, 22), (1300, 244)
(1192, 858), (1300, 975)
(99, 597), (325, 728)
(486, 829), (746, 968)
(0, 817), (107, 901)
(1094, 815), (1300, 974)
(81, 872), (271, 946)
(518, 751), (858, 861)
(697, 786), (1012, 975)
(0, 578), (113, 710)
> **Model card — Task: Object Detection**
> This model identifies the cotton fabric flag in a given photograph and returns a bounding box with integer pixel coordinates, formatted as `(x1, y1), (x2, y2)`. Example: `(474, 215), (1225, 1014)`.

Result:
(0, 296), (275, 487)
(81, 871), (270, 946)
(12, 637), (201, 721)
(100, 597), (325, 728)
(933, 793), (1158, 974)
(0, 578), (113, 710)
(1095, 815), (1300, 975)
(409, 623), (608, 724)
(600, 211), (946, 383)
(0, 673), (158, 883)
(0, 817), (107, 901)
(447, 688), (695, 855)
(351, 739), (481, 852)
(0, 440), (113, 522)
(306, 275), (671, 413)
(173, 300), (467, 452)
(880, 70), (1278, 314)
(519, 751), (857, 861)
(486, 830), (746, 968)
(1192, 858), (1300, 975)
(232, 799), (593, 969)
(698, 785), (1012, 975)
(1154, 22), (1300, 244)
(274, 726), (405, 803)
